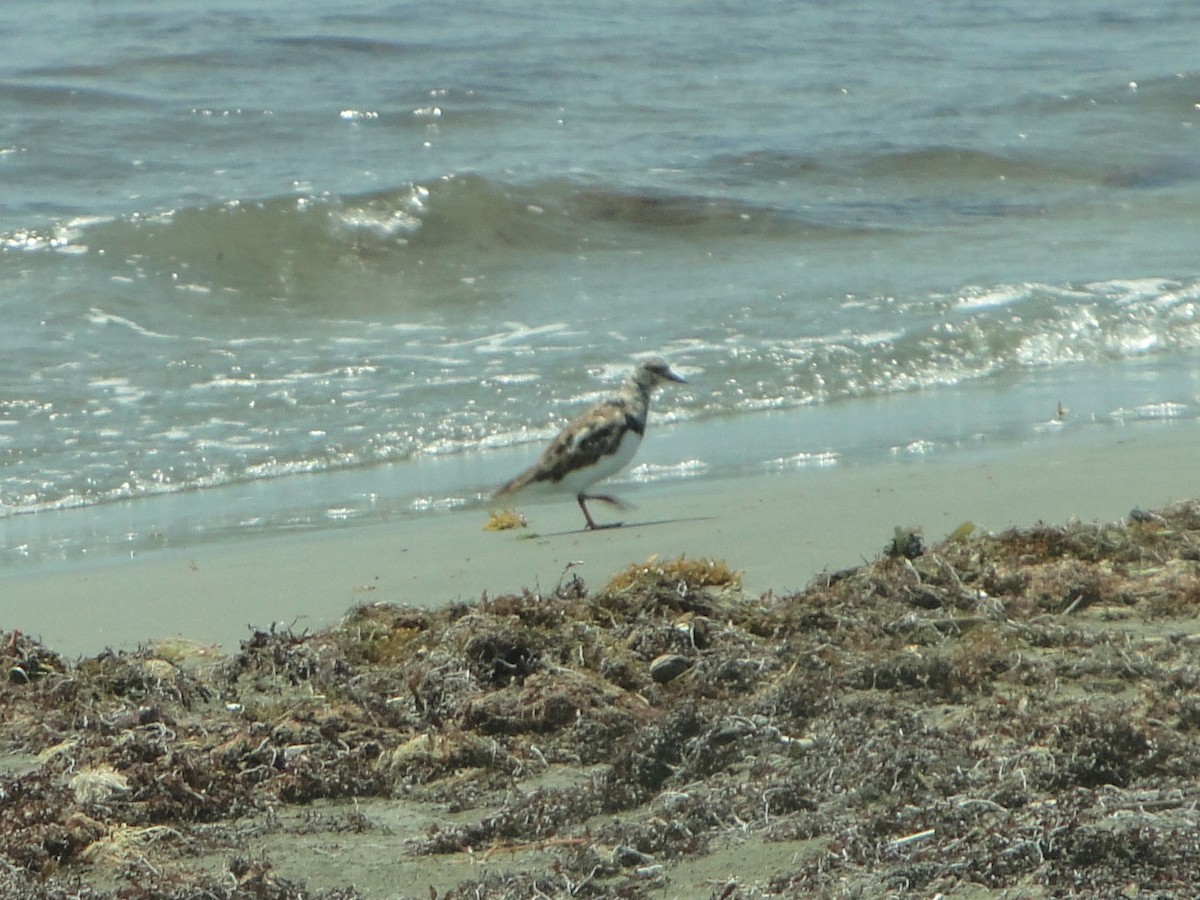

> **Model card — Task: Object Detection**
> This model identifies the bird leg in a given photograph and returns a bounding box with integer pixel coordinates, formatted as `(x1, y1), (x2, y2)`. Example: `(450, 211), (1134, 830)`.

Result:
(589, 490), (631, 507)
(577, 494), (622, 530)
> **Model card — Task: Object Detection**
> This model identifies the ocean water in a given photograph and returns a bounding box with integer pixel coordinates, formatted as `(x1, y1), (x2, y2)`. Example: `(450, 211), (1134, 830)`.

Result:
(2, 0), (1200, 566)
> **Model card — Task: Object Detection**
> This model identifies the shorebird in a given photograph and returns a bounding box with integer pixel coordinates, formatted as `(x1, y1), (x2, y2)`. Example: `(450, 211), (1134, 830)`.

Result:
(493, 357), (686, 530)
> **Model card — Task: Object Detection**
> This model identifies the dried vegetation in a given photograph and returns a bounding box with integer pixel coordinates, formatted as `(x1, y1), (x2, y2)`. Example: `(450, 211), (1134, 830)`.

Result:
(5, 503), (1200, 897)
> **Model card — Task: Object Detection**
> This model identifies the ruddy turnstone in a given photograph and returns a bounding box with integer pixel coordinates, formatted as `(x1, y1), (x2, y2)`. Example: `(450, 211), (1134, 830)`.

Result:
(493, 357), (686, 530)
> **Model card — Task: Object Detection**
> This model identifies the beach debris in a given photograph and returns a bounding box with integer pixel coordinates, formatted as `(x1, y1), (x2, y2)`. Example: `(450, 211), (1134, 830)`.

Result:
(4, 501), (1200, 895)
(68, 766), (130, 805)
(3, 629), (62, 684)
(78, 824), (184, 868)
(946, 520), (977, 542)
(889, 826), (937, 848)
(889, 525), (925, 559)
(1128, 506), (1164, 524)
(483, 507), (528, 531)
(148, 637), (221, 663)
(603, 554), (741, 595)
(612, 843), (656, 867)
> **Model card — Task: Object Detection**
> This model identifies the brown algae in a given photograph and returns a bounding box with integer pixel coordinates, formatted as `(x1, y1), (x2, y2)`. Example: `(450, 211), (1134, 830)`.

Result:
(4, 507), (1200, 896)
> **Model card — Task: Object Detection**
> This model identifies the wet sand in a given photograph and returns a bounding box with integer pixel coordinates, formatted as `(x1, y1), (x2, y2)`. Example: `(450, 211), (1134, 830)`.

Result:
(3, 423), (1194, 657)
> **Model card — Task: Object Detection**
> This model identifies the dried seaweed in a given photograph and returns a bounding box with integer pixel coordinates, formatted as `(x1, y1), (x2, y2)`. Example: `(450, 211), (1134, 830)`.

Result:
(4, 504), (1200, 896)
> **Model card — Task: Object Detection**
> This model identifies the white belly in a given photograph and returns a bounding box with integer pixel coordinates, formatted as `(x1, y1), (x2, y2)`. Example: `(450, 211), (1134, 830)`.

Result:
(556, 428), (642, 495)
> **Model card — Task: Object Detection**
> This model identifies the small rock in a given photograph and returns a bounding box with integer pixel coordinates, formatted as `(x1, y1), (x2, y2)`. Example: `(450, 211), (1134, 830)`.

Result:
(649, 654), (693, 684)
(613, 844), (655, 867)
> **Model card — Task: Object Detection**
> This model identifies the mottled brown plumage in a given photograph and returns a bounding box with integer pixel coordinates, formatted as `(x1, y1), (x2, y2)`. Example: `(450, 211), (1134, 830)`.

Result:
(494, 358), (686, 529)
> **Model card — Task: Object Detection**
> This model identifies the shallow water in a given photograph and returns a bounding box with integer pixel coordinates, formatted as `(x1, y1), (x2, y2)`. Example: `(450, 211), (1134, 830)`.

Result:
(2, 0), (1199, 565)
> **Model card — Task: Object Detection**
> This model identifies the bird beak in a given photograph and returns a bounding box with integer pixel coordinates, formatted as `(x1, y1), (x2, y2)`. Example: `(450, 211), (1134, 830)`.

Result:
(666, 369), (687, 384)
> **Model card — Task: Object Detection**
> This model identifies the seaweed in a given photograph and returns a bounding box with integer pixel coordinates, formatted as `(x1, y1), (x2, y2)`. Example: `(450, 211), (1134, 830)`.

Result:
(4, 502), (1200, 896)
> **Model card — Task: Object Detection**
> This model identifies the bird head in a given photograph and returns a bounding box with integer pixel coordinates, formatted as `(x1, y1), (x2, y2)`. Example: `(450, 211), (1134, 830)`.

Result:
(634, 357), (687, 388)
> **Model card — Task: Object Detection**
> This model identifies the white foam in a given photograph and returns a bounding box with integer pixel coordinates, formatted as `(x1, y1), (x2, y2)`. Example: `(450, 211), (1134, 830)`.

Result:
(1110, 402), (1188, 422)
(86, 308), (174, 340)
(891, 439), (937, 456)
(765, 451), (840, 470)
(955, 284), (1030, 310)
(627, 459), (708, 482)
(1087, 277), (1173, 303)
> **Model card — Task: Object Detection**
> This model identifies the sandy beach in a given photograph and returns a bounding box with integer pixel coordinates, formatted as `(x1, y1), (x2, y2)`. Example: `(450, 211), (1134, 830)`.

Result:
(4, 422), (1200, 898)
(4, 423), (1194, 657)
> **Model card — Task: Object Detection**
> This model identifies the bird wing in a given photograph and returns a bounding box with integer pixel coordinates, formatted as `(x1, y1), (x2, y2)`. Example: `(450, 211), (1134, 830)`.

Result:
(496, 400), (641, 495)
(543, 402), (640, 480)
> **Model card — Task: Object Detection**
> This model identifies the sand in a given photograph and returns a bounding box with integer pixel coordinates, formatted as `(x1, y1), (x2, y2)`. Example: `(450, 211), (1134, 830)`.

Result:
(2, 423), (1193, 658)
(5, 422), (1200, 898)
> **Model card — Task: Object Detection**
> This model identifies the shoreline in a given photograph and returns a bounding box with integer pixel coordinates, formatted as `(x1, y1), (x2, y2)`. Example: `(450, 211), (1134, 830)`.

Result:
(7, 463), (1200, 897)
(3, 422), (1195, 658)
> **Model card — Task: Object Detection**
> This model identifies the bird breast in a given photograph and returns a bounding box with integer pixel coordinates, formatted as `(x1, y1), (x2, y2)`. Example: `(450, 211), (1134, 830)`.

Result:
(556, 426), (643, 494)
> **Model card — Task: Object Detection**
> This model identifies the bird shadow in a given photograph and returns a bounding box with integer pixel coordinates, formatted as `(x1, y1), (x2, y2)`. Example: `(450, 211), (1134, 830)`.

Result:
(536, 514), (717, 538)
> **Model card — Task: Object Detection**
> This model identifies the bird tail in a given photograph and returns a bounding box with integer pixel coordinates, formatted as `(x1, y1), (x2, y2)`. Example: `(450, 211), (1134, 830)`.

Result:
(491, 468), (532, 503)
